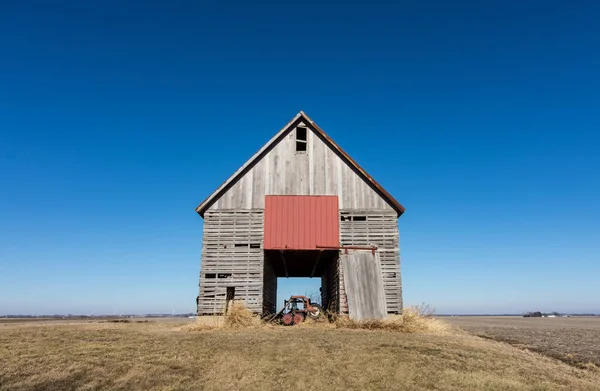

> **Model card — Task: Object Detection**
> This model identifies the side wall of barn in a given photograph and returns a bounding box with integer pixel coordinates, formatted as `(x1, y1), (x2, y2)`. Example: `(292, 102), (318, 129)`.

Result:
(197, 210), (265, 315)
(339, 209), (402, 313)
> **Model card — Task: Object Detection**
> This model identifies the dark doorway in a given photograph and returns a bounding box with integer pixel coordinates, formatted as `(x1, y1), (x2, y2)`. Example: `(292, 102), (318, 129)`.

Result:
(225, 287), (235, 313)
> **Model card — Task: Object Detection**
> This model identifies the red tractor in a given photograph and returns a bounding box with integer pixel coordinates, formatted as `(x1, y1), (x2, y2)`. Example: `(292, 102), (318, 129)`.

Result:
(268, 295), (324, 326)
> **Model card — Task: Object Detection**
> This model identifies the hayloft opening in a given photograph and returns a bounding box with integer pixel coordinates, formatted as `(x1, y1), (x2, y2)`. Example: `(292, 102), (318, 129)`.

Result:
(296, 126), (307, 141)
(296, 126), (307, 152)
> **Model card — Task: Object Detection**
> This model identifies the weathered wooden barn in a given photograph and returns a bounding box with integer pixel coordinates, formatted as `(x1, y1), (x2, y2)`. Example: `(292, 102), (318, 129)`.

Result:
(195, 111), (405, 317)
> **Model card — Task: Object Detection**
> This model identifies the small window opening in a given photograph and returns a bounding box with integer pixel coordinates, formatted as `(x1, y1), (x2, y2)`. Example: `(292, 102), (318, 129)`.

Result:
(218, 273), (232, 279)
(205, 273), (216, 279)
(296, 126), (307, 141)
(296, 141), (307, 152)
(353, 216), (367, 221)
(234, 243), (248, 248)
(249, 243), (261, 249)
(296, 126), (307, 152)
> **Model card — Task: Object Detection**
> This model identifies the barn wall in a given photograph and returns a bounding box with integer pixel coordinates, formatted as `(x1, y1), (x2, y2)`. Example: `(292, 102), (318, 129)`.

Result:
(197, 210), (265, 315)
(207, 122), (395, 212)
(339, 209), (402, 313)
(197, 207), (402, 315)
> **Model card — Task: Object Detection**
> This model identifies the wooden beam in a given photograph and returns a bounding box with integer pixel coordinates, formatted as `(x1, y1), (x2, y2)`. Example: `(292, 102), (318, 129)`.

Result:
(310, 251), (323, 278)
(279, 250), (289, 278)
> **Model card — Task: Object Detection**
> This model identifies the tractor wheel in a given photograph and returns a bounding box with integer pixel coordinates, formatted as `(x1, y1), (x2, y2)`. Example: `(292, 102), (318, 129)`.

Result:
(293, 313), (305, 325)
(308, 304), (324, 320)
(282, 313), (293, 326)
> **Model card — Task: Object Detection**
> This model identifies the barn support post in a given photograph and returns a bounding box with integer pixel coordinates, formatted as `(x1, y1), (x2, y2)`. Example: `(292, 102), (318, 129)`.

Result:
(279, 250), (289, 278)
(309, 251), (323, 278)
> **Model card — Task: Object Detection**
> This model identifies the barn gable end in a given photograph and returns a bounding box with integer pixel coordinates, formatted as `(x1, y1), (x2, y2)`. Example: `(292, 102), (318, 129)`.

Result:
(195, 111), (404, 216)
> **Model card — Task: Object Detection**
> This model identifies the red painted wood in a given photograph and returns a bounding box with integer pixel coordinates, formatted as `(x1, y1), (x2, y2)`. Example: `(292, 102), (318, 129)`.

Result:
(264, 195), (339, 250)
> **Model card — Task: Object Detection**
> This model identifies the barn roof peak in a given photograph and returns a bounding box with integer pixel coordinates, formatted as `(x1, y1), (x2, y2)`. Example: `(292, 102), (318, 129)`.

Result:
(195, 111), (405, 217)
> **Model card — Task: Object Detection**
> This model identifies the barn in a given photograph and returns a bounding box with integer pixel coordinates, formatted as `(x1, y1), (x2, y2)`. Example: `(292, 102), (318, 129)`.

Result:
(195, 111), (405, 318)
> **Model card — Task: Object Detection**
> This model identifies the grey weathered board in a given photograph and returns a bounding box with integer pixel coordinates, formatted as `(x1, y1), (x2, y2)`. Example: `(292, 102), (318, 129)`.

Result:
(206, 121), (396, 212)
(339, 210), (402, 313)
(341, 251), (388, 321)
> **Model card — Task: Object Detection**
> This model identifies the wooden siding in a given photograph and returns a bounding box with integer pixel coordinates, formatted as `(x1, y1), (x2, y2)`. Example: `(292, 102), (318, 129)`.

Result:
(198, 208), (402, 316)
(207, 122), (395, 212)
(339, 210), (402, 313)
(197, 210), (264, 315)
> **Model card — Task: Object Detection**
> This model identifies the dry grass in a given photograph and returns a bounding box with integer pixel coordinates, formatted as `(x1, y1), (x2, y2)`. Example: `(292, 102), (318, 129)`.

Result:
(331, 306), (453, 334)
(1, 319), (600, 391)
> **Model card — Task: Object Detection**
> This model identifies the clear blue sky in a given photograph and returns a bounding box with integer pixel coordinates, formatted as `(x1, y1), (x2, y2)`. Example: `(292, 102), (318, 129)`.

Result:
(1, 1), (599, 315)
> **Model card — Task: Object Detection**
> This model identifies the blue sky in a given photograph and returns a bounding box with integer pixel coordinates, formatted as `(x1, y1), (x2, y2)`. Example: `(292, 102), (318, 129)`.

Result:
(1, 1), (599, 315)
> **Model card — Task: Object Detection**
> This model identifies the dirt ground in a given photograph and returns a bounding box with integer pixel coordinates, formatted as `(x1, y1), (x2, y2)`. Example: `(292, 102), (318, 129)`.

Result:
(1, 318), (600, 391)
(446, 316), (600, 367)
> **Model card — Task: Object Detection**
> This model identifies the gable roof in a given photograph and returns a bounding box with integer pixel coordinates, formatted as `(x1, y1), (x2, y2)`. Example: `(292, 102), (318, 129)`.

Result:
(195, 111), (405, 217)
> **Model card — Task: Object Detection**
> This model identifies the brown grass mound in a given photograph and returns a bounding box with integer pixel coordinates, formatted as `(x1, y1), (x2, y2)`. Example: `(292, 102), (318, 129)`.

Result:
(333, 306), (453, 335)
(295, 316), (336, 329)
(179, 321), (219, 332)
(180, 301), (260, 332)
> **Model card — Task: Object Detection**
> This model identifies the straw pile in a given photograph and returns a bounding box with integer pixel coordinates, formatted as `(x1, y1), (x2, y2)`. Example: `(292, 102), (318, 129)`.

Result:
(180, 301), (260, 332)
(181, 302), (451, 335)
(332, 305), (452, 334)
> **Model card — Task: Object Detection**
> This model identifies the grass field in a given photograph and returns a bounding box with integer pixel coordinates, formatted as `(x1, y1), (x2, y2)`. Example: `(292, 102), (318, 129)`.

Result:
(446, 316), (600, 368)
(1, 317), (600, 390)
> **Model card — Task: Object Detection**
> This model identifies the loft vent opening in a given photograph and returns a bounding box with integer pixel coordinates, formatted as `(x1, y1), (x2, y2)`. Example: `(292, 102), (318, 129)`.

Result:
(235, 243), (262, 249)
(296, 126), (307, 141)
(340, 215), (368, 221)
(296, 126), (307, 152)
